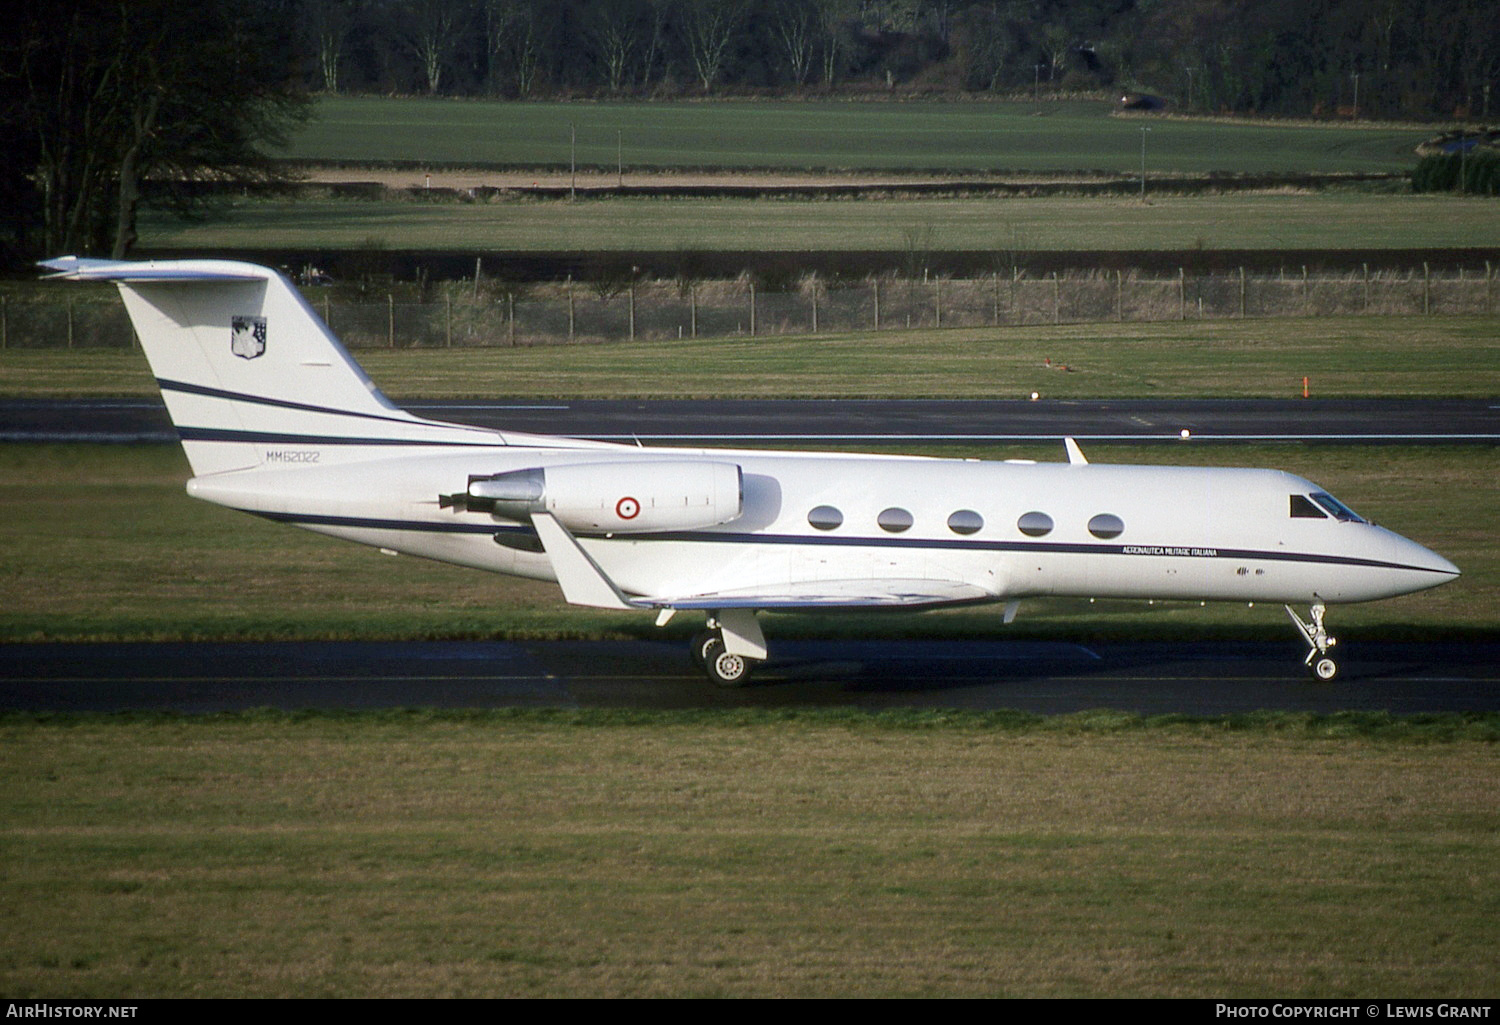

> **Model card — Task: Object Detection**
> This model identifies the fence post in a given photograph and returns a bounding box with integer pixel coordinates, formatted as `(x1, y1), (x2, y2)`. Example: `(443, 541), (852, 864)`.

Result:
(690, 283), (697, 338)
(387, 294), (394, 348)
(507, 292), (514, 346)
(1239, 266), (1246, 318)
(1363, 263), (1369, 312)
(1179, 267), (1186, 320)
(812, 289), (818, 333)
(749, 281), (756, 336)
(1116, 269), (1123, 322)
(1052, 273), (1060, 324)
(1301, 265), (1308, 314)
(628, 279), (636, 341)
(873, 279), (880, 330)
(993, 271), (1000, 326)
(567, 275), (575, 342)
(445, 293), (452, 348)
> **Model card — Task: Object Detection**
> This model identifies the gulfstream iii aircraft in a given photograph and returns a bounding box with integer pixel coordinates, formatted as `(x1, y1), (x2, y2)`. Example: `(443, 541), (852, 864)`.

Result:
(45, 256), (1459, 686)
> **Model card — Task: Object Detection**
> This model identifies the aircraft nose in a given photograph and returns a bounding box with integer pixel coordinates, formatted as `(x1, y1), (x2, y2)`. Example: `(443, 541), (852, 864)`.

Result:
(1390, 532), (1460, 580)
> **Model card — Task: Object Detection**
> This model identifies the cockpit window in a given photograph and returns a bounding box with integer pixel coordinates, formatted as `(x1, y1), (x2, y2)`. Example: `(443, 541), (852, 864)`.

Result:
(1309, 492), (1365, 523)
(1290, 494), (1328, 519)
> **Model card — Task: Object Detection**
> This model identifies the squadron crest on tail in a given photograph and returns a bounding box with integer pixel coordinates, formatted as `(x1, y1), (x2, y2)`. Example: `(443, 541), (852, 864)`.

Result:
(230, 315), (266, 359)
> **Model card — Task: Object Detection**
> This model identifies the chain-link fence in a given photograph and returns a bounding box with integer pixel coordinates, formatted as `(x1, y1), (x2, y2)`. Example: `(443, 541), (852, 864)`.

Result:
(5, 265), (1497, 349)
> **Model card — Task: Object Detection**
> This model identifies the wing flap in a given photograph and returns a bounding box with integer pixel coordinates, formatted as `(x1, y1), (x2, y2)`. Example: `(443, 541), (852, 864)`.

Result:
(645, 579), (995, 611)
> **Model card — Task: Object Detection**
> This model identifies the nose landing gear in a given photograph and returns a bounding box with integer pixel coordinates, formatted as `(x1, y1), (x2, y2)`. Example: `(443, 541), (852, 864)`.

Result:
(1285, 602), (1339, 680)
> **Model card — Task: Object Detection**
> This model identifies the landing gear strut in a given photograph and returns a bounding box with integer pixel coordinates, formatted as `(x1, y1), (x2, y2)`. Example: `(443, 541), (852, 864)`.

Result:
(1285, 602), (1339, 681)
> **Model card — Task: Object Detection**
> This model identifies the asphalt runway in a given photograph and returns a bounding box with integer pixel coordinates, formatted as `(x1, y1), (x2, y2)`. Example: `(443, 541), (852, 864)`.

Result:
(4, 396), (1498, 444)
(4, 396), (1493, 714)
(4, 639), (1496, 715)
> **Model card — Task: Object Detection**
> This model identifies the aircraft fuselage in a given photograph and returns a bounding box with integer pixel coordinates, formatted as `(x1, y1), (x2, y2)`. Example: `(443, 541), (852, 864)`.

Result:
(186, 443), (1457, 609)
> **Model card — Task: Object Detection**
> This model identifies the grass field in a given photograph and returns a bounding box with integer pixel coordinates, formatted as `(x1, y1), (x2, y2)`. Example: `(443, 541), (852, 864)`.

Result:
(138, 192), (1500, 253)
(2, 712), (1495, 998)
(284, 97), (1433, 175)
(7, 95), (1494, 1002)
(5, 316), (1500, 399)
(0, 442), (1488, 643)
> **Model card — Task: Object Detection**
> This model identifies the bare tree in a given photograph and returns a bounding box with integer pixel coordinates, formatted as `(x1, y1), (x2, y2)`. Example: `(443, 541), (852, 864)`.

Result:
(395, 0), (466, 95)
(632, 0), (669, 94)
(586, 0), (641, 95)
(486, 0), (545, 97)
(679, 0), (746, 92)
(303, 0), (360, 93)
(812, 0), (858, 87)
(771, 0), (816, 88)
(6, 0), (308, 260)
(952, 4), (1015, 91)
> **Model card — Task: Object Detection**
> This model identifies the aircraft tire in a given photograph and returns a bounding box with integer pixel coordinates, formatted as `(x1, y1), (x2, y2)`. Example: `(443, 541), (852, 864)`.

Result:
(689, 630), (718, 669)
(1310, 656), (1339, 681)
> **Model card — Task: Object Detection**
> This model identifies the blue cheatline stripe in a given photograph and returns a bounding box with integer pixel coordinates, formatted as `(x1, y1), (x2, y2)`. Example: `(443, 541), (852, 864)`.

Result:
(176, 426), (506, 448)
(240, 510), (1454, 576)
(157, 378), (496, 435)
(251, 510), (507, 535)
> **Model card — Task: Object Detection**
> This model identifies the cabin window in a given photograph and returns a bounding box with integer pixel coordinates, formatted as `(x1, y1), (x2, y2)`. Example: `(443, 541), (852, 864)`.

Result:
(1290, 494), (1328, 519)
(1310, 492), (1365, 523)
(877, 508), (914, 533)
(1017, 511), (1053, 537)
(807, 505), (843, 531)
(1088, 513), (1125, 539)
(947, 510), (983, 535)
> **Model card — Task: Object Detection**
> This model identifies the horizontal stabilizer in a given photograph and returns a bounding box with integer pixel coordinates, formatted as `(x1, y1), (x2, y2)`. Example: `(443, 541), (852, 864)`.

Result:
(41, 257), (268, 282)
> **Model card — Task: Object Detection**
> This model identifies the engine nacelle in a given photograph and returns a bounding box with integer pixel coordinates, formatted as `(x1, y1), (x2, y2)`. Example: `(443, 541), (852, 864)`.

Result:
(463, 460), (743, 534)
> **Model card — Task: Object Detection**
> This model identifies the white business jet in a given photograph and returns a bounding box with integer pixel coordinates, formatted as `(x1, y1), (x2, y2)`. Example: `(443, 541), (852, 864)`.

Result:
(44, 257), (1459, 686)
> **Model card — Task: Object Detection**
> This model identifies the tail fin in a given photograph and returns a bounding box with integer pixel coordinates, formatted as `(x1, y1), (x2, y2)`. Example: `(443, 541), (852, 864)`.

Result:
(42, 257), (496, 474)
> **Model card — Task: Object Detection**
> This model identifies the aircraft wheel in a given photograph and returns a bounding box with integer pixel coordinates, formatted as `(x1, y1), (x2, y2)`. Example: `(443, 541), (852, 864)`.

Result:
(702, 641), (753, 688)
(1310, 656), (1339, 682)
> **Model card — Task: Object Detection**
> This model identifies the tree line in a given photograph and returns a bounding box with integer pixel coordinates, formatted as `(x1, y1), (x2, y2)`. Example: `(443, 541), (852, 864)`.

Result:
(314, 0), (1495, 120)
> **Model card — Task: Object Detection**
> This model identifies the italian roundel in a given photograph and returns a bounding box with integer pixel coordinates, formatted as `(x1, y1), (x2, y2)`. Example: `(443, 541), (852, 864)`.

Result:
(231, 315), (267, 359)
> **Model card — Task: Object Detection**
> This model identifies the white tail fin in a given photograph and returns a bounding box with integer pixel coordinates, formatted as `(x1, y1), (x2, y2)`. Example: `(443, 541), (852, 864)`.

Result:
(43, 257), (501, 474)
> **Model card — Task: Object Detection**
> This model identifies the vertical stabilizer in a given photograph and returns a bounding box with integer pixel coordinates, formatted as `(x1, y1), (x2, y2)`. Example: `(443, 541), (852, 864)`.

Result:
(42, 257), (496, 474)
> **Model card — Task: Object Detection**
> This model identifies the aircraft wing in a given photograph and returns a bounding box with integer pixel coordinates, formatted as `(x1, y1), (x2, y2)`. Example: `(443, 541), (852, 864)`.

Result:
(641, 579), (995, 611)
(530, 512), (993, 612)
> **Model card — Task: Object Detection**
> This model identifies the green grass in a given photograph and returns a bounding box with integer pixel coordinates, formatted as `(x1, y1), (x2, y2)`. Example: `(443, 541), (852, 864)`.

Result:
(2, 715), (1495, 997)
(5, 316), (1500, 399)
(284, 97), (1432, 175)
(0, 443), (1490, 643)
(350, 315), (1500, 400)
(139, 192), (1500, 253)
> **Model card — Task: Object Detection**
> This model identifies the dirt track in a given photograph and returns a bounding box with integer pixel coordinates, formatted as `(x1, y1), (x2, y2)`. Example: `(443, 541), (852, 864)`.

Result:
(294, 166), (1071, 190)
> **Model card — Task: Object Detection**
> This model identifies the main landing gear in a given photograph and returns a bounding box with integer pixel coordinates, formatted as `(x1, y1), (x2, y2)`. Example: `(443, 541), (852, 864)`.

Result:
(1285, 602), (1339, 681)
(689, 611), (765, 687)
(691, 630), (753, 686)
